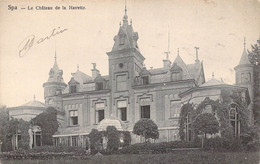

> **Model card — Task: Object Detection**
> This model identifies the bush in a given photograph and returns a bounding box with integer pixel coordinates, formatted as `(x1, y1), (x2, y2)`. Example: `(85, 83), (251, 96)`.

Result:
(118, 141), (199, 154)
(133, 119), (159, 141)
(121, 131), (131, 147)
(106, 126), (120, 152)
(88, 129), (102, 154)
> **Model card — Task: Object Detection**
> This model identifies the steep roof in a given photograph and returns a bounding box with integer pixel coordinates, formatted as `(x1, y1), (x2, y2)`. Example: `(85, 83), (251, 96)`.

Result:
(111, 8), (139, 52)
(170, 63), (182, 72)
(71, 70), (93, 84)
(238, 48), (251, 65)
(173, 55), (192, 79)
(47, 53), (65, 83)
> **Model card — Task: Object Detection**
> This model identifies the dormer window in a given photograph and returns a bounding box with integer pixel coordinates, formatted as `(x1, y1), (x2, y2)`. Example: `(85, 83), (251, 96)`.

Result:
(142, 76), (149, 85)
(70, 85), (77, 93)
(94, 75), (106, 91)
(96, 82), (103, 90)
(170, 63), (183, 81)
(68, 77), (80, 93)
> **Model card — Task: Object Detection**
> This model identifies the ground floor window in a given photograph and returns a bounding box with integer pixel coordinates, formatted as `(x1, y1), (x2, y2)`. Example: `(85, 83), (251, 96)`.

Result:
(72, 136), (78, 147)
(141, 105), (150, 119)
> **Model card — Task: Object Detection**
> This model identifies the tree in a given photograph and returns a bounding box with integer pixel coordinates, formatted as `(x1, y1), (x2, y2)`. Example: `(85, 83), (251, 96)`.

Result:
(31, 107), (59, 145)
(88, 129), (102, 154)
(133, 119), (159, 142)
(0, 106), (20, 151)
(106, 126), (120, 151)
(248, 38), (260, 125)
(193, 113), (219, 140)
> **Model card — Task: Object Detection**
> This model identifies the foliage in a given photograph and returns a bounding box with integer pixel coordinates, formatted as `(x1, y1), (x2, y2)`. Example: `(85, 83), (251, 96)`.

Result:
(179, 89), (251, 142)
(17, 119), (30, 150)
(31, 107), (59, 145)
(0, 107), (19, 151)
(193, 113), (219, 139)
(179, 103), (194, 140)
(248, 39), (260, 125)
(133, 119), (159, 141)
(106, 126), (120, 152)
(118, 141), (199, 154)
(248, 39), (260, 66)
(121, 131), (131, 147)
(88, 129), (102, 154)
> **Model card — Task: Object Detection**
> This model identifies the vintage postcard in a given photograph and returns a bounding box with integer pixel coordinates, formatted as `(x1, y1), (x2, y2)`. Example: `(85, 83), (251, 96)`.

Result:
(0, 0), (259, 163)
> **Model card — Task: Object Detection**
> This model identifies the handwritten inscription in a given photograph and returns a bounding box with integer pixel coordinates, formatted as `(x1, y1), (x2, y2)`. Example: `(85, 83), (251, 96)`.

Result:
(18, 27), (68, 57)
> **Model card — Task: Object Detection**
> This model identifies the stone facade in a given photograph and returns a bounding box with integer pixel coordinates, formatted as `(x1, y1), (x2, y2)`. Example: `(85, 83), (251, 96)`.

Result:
(40, 8), (253, 147)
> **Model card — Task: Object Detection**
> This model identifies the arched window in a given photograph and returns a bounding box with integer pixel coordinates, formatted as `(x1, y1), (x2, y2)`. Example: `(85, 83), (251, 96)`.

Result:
(229, 104), (240, 137)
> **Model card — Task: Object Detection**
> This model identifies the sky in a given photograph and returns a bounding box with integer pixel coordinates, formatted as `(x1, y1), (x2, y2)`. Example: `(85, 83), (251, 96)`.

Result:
(0, 0), (259, 107)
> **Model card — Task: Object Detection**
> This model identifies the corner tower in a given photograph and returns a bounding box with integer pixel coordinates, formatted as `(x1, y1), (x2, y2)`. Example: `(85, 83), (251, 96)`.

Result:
(234, 38), (254, 122)
(43, 53), (67, 106)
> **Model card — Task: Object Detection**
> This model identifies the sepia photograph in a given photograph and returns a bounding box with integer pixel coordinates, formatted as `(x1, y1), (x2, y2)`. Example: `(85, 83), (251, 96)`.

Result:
(0, 0), (259, 163)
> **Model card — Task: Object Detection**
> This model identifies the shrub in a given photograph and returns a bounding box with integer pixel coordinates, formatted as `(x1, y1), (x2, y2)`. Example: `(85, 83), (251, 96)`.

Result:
(122, 131), (131, 147)
(133, 119), (159, 141)
(106, 126), (120, 152)
(88, 129), (102, 154)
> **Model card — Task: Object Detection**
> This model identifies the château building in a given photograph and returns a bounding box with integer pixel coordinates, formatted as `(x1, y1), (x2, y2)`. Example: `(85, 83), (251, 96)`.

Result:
(7, 6), (254, 148)
(41, 8), (253, 146)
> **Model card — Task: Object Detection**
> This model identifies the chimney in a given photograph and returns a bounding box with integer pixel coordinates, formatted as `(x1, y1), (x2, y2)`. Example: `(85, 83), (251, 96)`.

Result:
(91, 63), (100, 79)
(163, 59), (171, 69)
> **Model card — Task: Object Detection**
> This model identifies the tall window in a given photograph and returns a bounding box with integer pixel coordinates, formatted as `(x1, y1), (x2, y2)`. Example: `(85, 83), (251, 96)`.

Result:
(142, 76), (149, 85)
(118, 100), (127, 121)
(229, 104), (240, 137)
(116, 74), (127, 91)
(69, 110), (78, 125)
(70, 85), (77, 93)
(170, 101), (181, 118)
(95, 103), (105, 123)
(72, 136), (78, 147)
(96, 82), (103, 90)
(141, 105), (150, 119)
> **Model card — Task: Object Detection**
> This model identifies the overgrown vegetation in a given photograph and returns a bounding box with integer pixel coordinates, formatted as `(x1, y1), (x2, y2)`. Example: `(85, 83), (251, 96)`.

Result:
(248, 38), (260, 125)
(31, 107), (59, 145)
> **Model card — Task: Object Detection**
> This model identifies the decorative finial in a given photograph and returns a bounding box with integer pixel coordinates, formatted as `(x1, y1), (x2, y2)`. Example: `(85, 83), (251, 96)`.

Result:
(194, 46), (199, 62)
(77, 64), (79, 71)
(123, 0), (128, 24)
(125, 0), (127, 15)
(130, 19), (132, 25)
(212, 72), (215, 79)
(120, 21), (121, 26)
(33, 95), (36, 101)
(177, 48), (179, 55)
(243, 37), (246, 49)
(54, 51), (57, 62)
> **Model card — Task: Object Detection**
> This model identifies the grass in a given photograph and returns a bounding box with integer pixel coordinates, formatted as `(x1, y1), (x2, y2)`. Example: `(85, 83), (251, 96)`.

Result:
(1, 151), (259, 164)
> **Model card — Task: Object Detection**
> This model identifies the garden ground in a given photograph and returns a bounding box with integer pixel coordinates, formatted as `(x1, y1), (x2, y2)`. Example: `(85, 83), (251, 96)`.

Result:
(1, 151), (259, 164)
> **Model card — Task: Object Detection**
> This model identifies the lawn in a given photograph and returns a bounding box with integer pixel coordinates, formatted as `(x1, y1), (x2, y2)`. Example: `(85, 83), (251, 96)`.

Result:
(1, 151), (259, 164)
